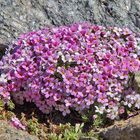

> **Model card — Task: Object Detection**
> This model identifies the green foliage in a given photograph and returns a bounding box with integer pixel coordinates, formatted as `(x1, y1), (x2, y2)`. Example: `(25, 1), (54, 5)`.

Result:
(81, 106), (95, 123)
(0, 99), (4, 110)
(7, 100), (15, 111)
(63, 123), (84, 140)
(82, 114), (89, 123)
(27, 118), (40, 135)
(48, 133), (63, 140)
(47, 123), (84, 140)
(93, 115), (105, 128)
(85, 130), (103, 140)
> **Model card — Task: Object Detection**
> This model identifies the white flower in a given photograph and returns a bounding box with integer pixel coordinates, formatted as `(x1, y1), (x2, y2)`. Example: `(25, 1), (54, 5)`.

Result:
(114, 96), (121, 101)
(128, 103), (132, 108)
(134, 94), (140, 109)
(78, 25), (82, 31)
(0, 74), (7, 83)
(14, 57), (26, 63)
(106, 92), (115, 98)
(95, 106), (105, 114)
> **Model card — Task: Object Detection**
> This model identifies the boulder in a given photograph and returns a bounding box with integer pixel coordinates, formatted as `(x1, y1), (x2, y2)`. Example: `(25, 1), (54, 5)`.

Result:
(0, 120), (39, 140)
(100, 114), (140, 140)
(0, 0), (140, 46)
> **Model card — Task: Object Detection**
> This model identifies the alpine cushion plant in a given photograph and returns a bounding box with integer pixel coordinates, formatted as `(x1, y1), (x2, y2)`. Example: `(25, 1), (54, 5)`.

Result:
(0, 22), (140, 120)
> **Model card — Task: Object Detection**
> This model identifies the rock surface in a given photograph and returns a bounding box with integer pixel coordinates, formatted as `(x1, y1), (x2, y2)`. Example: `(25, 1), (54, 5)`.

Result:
(0, 0), (140, 46)
(100, 114), (140, 140)
(0, 120), (39, 140)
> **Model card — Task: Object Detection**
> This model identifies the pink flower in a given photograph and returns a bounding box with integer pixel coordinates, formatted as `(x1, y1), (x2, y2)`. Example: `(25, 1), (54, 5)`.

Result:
(11, 117), (26, 130)
(0, 22), (139, 120)
(97, 93), (108, 104)
(119, 106), (125, 114)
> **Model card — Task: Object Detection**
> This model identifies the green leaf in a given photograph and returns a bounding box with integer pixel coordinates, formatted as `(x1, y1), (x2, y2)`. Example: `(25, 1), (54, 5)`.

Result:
(7, 100), (15, 110)
(0, 99), (4, 110)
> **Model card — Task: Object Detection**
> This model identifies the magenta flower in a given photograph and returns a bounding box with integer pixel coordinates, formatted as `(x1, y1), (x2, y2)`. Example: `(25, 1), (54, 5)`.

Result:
(0, 22), (139, 120)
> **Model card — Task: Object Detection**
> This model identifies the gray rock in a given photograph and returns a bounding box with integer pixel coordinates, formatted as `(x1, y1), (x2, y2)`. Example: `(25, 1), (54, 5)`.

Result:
(0, 120), (39, 140)
(99, 114), (140, 140)
(0, 0), (140, 47)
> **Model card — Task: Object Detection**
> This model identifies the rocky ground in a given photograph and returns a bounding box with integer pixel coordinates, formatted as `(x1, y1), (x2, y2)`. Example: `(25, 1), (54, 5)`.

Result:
(0, 120), (38, 140)
(100, 113), (140, 140)
(1, 112), (140, 140)
(0, 0), (140, 140)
